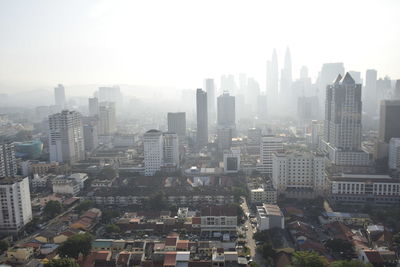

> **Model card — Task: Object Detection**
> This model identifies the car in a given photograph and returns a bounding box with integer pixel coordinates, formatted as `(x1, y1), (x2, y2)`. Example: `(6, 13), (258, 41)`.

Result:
(246, 255), (251, 260)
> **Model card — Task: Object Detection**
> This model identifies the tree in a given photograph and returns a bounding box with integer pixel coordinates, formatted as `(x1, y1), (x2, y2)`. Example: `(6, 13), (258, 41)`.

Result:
(75, 200), (93, 214)
(43, 200), (62, 219)
(58, 233), (93, 259)
(257, 243), (276, 261)
(329, 260), (373, 267)
(45, 258), (79, 267)
(249, 262), (259, 267)
(105, 224), (120, 234)
(325, 239), (353, 256)
(291, 251), (329, 267)
(0, 240), (9, 253)
(101, 209), (120, 224)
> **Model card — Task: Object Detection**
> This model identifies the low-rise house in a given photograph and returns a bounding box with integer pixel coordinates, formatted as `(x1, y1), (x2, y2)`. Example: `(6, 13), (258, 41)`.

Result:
(6, 247), (34, 264)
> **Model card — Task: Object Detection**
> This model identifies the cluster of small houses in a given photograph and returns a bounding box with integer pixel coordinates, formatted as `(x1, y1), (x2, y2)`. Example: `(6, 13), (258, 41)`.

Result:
(273, 206), (399, 267)
(4, 208), (101, 265)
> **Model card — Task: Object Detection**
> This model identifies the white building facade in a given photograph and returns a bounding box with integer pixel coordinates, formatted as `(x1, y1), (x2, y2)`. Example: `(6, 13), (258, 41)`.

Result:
(144, 130), (164, 176)
(0, 177), (32, 234)
(257, 136), (283, 174)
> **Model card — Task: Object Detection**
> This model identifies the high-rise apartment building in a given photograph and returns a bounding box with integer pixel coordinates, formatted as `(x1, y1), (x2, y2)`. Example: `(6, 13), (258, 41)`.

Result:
(49, 110), (85, 163)
(163, 132), (179, 168)
(0, 177), (32, 234)
(144, 130), (164, 176)
(88, 97), (99, 116)
(196, 89), (208, 149)
(54, 84), (66, 109)
(321, 73), (369, 166)
(272, 151), (327, 197)
(204, 79), (216, 125)
(257, 136), (283, 174)
(0, 142), (17, 178)
(99, 102), (117, 135)
(167, 112), (186, 138)
(217, 92), (235, 127)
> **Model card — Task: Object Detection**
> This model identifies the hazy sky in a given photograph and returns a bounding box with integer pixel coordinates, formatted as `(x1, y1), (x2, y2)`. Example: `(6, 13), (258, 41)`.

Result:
(0, 0), (399, 92)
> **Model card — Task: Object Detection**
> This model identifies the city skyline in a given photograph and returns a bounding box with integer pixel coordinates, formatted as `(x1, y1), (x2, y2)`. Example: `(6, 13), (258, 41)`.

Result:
(0, 0), (400, 93)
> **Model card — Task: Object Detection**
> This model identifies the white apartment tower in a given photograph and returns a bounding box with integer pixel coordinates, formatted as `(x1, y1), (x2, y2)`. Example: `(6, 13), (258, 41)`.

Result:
(144, 130), (164, 176)
(88, 97), (99, 116)
(0, 177), (32, 234)
(0, 142), (17, 178)
(272, 151), (327, 196)
(49, 110), (85, 163)
(258, 136), (283, 174)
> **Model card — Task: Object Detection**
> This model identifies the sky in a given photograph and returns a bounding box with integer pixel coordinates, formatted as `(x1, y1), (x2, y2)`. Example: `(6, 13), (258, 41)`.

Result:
(0, 0), (399, 94)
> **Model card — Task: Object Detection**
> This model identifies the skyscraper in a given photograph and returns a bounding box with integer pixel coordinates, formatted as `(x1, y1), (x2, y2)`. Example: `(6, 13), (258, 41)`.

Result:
(379, 100), (400, 143)
(99, 102), (117, 135)
(98, 86), (122, 107)
(246, 77), (260, 114)
(196, 89), (208, 149)
(143, 129), (164, 176)
(217, 92), (236, 127)
(364, 69), (378, 115)
(321, 73), (369, 166)
(220, 75), (236, 95)
(54, 84), (66, 109)
(49, 110), (85, 163)
(266, 49), (279, 113)
(394, 80), (400, 100)
(0, 142), (17, 178)
(167, 112), (186, 138)
(163, 132), (180, 168)
(204, 79), (216, 125)
(318, 63), (345, 114)
(258, 135), (283, 174)
(280, 47), (292, 98)
(88, 97), (99, 116)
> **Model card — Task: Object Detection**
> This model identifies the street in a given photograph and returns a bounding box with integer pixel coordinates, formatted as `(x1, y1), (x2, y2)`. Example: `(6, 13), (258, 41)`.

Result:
(240, 197), (265, 266)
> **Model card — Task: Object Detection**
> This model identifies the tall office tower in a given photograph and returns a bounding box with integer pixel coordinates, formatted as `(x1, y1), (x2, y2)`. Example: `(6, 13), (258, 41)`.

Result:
(377, 76), (392, 101)
(388, 138), (400, 170)
(364, 69), (378, 115)
(54, 84), (66, 109)
(217, 92), (236, 151)
(83, 122), (99, 152)
(379, 100), (400, 143)
(98, 102), (117, 135)
(272, 151), (327, 196)
(300, 66), (308, 79)
(220, 75), (236, 95)
(318, 63), (345, 114)
(204, 79), (216, 125)
(246, 78), (260, 114)
(257, 94), (268, 121)
(88, 97), (99, 116)
(0, 142), (17, 178)
(394, 80), (400, 100)
(280, 47), (293, 99)
(321, 73), (369, 166)
(217, 92), (236, 127)
(143, 130), (164, 176)
(239, 73), (247, 95)
(49, 110), (85, 163)
(0, 177), (32, 235)
(297, 96), (319, 123)
(167, 112), (186, 138)
(163, 132), (179, 168)
(196, 89), (208, 149)
(257, 136), (283, 174)
(348, 71), (361, 84)
(266, 49), (279, 102)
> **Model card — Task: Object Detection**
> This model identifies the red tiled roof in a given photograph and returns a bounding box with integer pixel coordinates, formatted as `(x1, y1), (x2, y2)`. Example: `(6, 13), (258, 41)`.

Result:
(176, 240), (189, 250)
(192, 217), (201, 224)
(364, 250), (384, 263)
(165, 237), (177, 246)
(164, 252), (177, 266)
